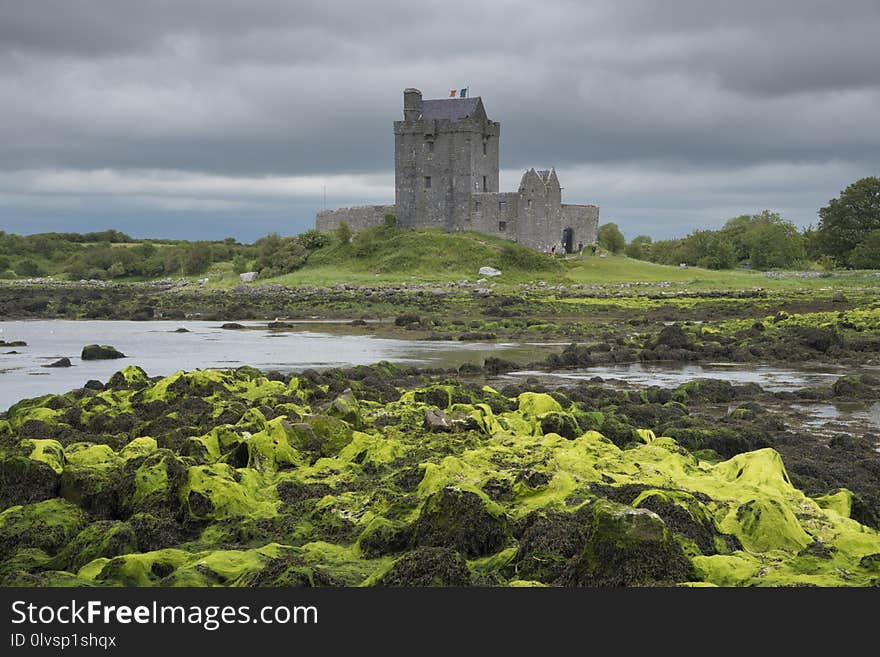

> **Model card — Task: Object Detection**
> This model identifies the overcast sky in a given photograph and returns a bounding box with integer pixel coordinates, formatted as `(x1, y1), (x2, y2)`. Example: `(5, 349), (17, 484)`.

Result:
(1, 0), (878, 242)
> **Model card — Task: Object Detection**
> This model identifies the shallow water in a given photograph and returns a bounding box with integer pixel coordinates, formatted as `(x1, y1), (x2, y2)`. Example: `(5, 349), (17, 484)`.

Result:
(507, 362), (851, 392)
(0, 320), (556, 411)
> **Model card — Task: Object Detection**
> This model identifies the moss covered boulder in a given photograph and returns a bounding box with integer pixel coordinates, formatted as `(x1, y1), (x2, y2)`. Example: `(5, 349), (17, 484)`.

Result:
(556, 500), (694, 586)
(376, 547), (472, 586)
(0, 499), (87, 560)
(412, 487), (509, 558)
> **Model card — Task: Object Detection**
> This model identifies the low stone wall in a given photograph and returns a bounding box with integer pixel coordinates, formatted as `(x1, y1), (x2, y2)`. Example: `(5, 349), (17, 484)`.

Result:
(316, 204), (397, 232)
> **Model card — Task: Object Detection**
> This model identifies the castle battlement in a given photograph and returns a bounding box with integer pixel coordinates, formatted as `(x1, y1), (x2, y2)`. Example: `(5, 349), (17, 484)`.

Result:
(316, 88), (598, 253)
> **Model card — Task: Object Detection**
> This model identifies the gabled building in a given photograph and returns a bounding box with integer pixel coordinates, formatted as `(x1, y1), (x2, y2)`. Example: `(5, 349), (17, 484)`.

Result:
(316, 88), (598, 253)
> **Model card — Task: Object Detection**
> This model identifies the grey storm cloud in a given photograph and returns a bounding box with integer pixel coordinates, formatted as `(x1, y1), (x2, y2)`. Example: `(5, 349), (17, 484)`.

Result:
(0, 0), (878, 240)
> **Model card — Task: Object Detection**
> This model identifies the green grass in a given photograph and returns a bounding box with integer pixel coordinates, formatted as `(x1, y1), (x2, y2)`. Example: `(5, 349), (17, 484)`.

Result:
(254, 226), (879, 292)
(269, 227), (562, 286)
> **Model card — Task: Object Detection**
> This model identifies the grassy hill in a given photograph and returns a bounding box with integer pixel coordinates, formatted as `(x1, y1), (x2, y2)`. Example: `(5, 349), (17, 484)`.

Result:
(272, 226), (562, 286)
(256, 224), (874, 291)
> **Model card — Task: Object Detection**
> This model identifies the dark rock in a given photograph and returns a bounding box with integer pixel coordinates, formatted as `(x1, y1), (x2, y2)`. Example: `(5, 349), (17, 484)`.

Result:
(424, 408), (455, 432)
(376, 547), (471, 586)
(514, 511), (587, 583)
(83, 379), (105, 391)
(81, 344), (126, 360)
(220, 323), (246, 330)
(654, 325), (693, 350)
(43, 357), (72, 368)
(0, 456), (60, 507)
(540, 411), (582, 439)
(172, 327), (190, 333)
(128, 513), (184, 552)
(59, 464), (122, 518)
(0, 340), (27, 347)
(832, 376), (869, 398)
(61, 521), (138, 571)
(412, 487), (509, 558)
(358, 520), (412, 558)
(557, 500), (695, 586)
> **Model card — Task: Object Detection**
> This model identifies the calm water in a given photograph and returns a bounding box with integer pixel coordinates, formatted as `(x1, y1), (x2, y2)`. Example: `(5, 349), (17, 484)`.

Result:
(0, 320), (556, 411)
(2, 321), (874, 422)
(506, 362), (853, 392)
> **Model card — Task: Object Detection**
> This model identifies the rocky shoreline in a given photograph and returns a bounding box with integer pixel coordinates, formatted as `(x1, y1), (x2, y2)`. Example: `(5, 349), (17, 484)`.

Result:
(1, 359), (878, 587)
(2, 280), (879, 586)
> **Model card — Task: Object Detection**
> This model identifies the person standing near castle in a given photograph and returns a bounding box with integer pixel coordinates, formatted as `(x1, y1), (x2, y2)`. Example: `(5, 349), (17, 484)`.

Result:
(577, 240), (584, 257)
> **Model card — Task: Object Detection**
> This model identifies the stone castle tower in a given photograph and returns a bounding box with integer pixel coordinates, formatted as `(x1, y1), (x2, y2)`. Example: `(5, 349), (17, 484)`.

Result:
(316, 88), (598, 253)
(394, 88), (499, 230)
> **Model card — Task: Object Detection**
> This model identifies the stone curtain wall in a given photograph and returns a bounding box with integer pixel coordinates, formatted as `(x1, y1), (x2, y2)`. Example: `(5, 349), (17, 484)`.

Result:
(315, 205), (397, 232)
(561, 204), (600, 246)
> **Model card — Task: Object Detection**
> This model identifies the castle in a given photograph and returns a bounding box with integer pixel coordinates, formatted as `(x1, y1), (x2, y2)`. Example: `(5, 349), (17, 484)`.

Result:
(316, 88), (599, 253)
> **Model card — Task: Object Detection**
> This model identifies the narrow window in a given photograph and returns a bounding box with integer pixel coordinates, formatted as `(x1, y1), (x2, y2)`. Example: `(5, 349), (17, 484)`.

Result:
(474, 181), (479, 191)
(483, 141), (487, 155)
(424, 176), (431, 189)
(482, 175), (487, 192)
(527, 199), (532, 209)
(498, 221), (507, 231)
(427, 141), (434, 153)
(475, 201), (481, 212)
(499, 201), (506, 211)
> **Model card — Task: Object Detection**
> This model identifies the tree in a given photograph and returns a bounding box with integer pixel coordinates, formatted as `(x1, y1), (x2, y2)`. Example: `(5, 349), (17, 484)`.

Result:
(817, 176), (880, 266)
(848, 229), (880, 269)
(297, 229), (329, 250)
(597, 223), (625, 254)
(232, 255), (249, 274)
(742, 221), (805, 270)
(183, 242), (212, 275)
(335, 222), (352, 247)
(16, 259), (43, 277)
(625, 235), (652, 260)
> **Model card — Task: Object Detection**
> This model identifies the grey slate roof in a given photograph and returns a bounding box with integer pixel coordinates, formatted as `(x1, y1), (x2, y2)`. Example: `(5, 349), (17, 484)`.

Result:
(419, 97), (481, 121)
(536, 169), (551, 182)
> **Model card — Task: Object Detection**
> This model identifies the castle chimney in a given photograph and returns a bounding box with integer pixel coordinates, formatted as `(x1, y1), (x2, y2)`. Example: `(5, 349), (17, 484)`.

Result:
(403, 88), (422, 122)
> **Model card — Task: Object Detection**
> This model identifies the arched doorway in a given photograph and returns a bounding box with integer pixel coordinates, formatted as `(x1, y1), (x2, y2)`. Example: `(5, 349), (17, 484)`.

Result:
(562, 227), (573, 255)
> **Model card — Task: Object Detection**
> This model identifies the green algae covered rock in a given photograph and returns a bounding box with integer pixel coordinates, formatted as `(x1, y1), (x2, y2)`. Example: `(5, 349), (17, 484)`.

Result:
(297, 414), (353, 457)
(121, 449), (189, 517)
(2, 364), (880, 588)
(22, 438), (66, 473)
(0, 455), (60, 506)
(0, 499), (87, 560)
(412, 487), (509, 558)
(513, 510), (588, 583)
(181, 464), (277, 520)
(556, 499), (694, 586)
(326, 389), (363, 428)
(517, 392), (562, 417)
(60, 464), (121, 518)
(376, 547), (471, 586)
(59, 521), (138, 571)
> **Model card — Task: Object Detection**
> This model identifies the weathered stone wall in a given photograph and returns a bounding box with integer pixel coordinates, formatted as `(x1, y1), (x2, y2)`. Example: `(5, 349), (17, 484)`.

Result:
(466, 192), (520, 242)
(315, 204), (397, 232)
(561, 204), (600, 248)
